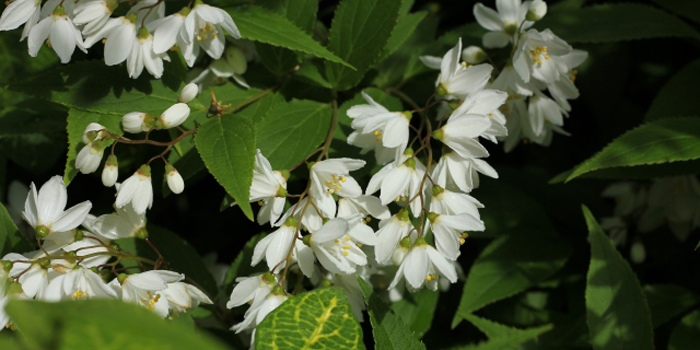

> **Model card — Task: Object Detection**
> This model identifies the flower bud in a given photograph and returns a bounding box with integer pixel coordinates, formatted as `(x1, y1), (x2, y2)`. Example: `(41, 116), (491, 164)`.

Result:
(179, 83), (199, 103)
(165, 164), (184, 194)
(224, 46), (248, 75)
(102, 155), (118, 187)
(630, 240), (646, 264)
(158, 103), (190, 129)
(122, 112), (149, 134)
(76, 144), (104, 174)
(462, 46), (486, 64)
(526, 0), (547, 21)
(83, 123), (105, 144)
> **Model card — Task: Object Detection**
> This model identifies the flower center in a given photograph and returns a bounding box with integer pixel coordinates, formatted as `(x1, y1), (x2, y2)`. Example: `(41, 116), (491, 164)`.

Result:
(197, 23), (217, 41)
(324, 174), (346, 194)
(373, 130), (383, 142)
(529, 46), (549, 66)
(140, 291), (162, 309)
(72, 290), (88, 300)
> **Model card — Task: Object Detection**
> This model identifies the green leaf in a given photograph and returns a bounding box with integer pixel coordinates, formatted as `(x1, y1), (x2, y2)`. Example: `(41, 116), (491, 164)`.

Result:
(195, 114), (256, 220)
(565, 117), (700, 182)
(390, 288), (438, 338)
(256, 99), (332, 169)
(551, 159), (700, 183)
(535, 4), (700, 43)
(646, 59), (700, 122)
(325, 0), (402, 90)
(669, 309), (700, 350)
(0, 202), (32, 257)
(296, 61), (333, 88)
(222, 232), (267, 297)
(5, 299), (226, 350)
(652, 0), (700, 25)
(255, 287), (365, 349)
(582, 205), (654, 350)
(357, 278), (426, 350)
(644, 284), (700, 328)
(455, 323), (553, 350)
(380, 11), (428, 61)
(227, 5), (352, 68)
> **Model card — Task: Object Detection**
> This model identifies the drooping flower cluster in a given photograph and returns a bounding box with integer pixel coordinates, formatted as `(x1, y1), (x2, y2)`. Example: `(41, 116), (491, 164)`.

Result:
(600, 176), (700, 264)
(0, 175), (212, 330)
(0, 0), (241, 78)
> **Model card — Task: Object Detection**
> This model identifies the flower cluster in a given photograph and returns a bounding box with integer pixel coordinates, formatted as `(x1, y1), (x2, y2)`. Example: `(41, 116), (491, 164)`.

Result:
(0, 0), (240, 78)
(0, 175), (212, 330)
(600, 175), (700, 263)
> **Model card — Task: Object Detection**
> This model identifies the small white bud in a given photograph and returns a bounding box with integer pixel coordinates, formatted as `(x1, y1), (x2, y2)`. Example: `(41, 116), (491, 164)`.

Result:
(526, 0), (547, 21)
(102, 155), (119, 187)
(75, 145), (104, 174)
(165, 164), (184, 194)
(179, 83), (199, 103)
(462, 46), (487, 64)
(224, 46), (248, 75)
(630, 240), (646, 264)
(122, 112), (149, 134)
(158, 103), (190, 129)
(82, 122), (105, 144)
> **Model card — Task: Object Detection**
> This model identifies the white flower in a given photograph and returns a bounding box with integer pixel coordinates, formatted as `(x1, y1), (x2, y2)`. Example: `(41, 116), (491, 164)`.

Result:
(448, 89), (509, 143)
(473, 0), (532, 48)
(84, 15), (135, 63)
(547, 49), (588, 111)
(366, 154), (426, 216)
(22, 175), (92, 237)
(179, 82), (199, 103)
(102, 155), (118, 187)
(309, 158), (365, 218)
(429, 185), (484, 217)
(28, 5), (86, 63)
(231, 288), (287, 334)
(526, 0), (547, 21)
(75, 143), (104, 174)
(116, 270), (184, 317)
(72, 0), (118, 36)
(528, 93), (566, 137)
(44, 266), (117, 301)
(432, 150), (498, 193)
(388, 238), (458, 291)
(0, 0), (40, 31)
(115, 165), (153, 214)
(490, 65), (535, 96)
(305, 216), (376, 275)
(62, 235), (111, 268)
(226, 272), (276, 309)
(157, 103), (190, 129)
(347, 92), (411, 164)
(248, 150), (287, 226)
(165, 165), (185, 194)
(277, 197), (324, 232)
(148, 10), (187, 54)
(92, 202), (147, 240)
(428, 212), (485, 260)
(162, 282), (212, 314)
(251, 218), (297, 273)
(374, 210), (413, 265)
(330, 273), (366, 321)
(180, 2), (241, 67)
(638, 176), (700, 242)
(122, 111), (150, 134)
(423, 39), (493, 99)
(127, 27), (170, 79)
(434, 116), (492, 159)
(512, 29), (572, 84)
(337, 195), (390, 221)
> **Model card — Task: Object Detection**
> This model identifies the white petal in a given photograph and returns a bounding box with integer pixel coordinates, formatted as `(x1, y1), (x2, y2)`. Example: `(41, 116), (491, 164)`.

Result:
(37, 176), (68, 224)
(27, 17), (52, 57)
(313, 218), (349, 243)
(22, 182), (38, 227)
(51, 200), (92, 232)
(404, 248), (429, 289)
(473, 3), (504, 31)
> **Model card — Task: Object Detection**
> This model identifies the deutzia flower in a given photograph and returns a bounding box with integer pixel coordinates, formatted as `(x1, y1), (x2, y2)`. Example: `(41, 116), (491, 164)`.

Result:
(309, 158), (365, 218)
(72, 0), (118, 36)
(231, 285), (287, 335)
(277, 197), (323, 232)
(512, 29), (572, 84)
(28, 5), (86, 63)
(148, 8), (188, 54)
(638, 176), (700, 242)
(84, 15), (136, 65)
(115, 270), (184, 318)
(462, 46), (486, 64)
(162, 282), (213, 314)
(302, 216), (377, 276)
(0, 0), (40, 32)
(179, 82), (199, 103)
(527, 93), (566, 137)
(247, 150), (288, 226)
(92, 203), (148, 240)
(165, 165), (185, 194)
(22, 175), (92, 238)
(127, 27), (170, 79)
(251, 217), (298, 272)
(421, 39), (493, 99)
(429, 185), (484, 217)
(76, 122), (111, 175)
(43, 266), (117, 301)
(448, 89), (509, 143)
(102, 155), (118, 187)
(226, 272), (277, 309)
(547, 50), (588, 111)
(347, 92), (411, 164)
(337, 195), (390, 221)
(427, 211), (485, 260)
(156, 103), (190, 129)
(366, 151), (426, 216)
(180, 1), (241, 67)
(526, 0), (547, 21)
(431, 150), (498, 192)
(115, 165), (153, 214)
(388, 238), (458, 291)
(433, 115), (492, 159)
(473, 0), (532, 48)
(374, 210), (413, 265)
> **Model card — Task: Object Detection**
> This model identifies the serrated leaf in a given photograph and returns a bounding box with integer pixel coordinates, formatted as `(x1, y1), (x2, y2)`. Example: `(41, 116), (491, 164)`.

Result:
(380, 11), (428, 61)
(390, 288), (438, 338)
(551, 159), (700, 183)
(195, 115), (256, 220)
(566, 117), (700, 182)
(227, 5), (352, 68)
(646, 59), (700, 122)
(453, 185), (570, 327)
(325, 0), (402, 90)
(222, 232), (267, 297)
(5, 299), (226, 350)
(255, 287), (365, 349)
(297, 61), (333, 88)
(644, 284), (700, 328)
(256, 99), (332, 169)
(0, 202), (33, 257)
(582, 205), (654, 350)
(358, 278), (426, 350)
(669, 309), (700, 350)
(536, 4), (700, 43)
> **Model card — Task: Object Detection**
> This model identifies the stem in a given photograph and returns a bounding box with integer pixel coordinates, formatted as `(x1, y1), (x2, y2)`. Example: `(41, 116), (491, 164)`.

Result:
(317, 93), (339, 161)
